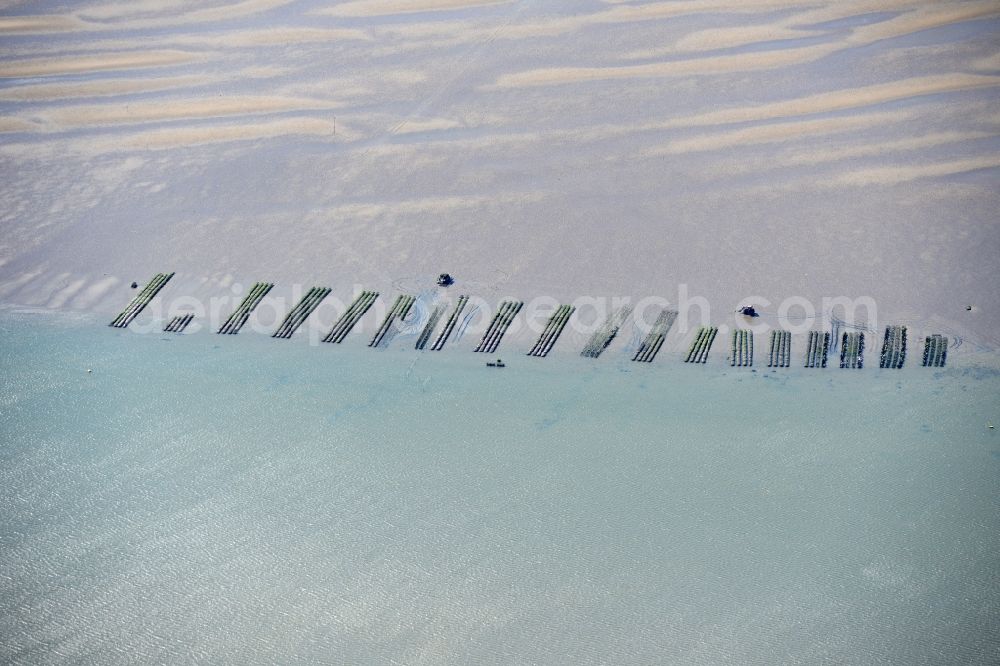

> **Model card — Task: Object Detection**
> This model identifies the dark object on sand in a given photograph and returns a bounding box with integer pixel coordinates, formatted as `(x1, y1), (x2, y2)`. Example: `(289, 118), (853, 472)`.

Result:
(219, 282), (275, 335)
(475, 301), (523, 354)
(487, 358), (505, 368)
(632, 309), (678, 363)
(685, 326), (719, 363)
(739, 306), (759, 317)
(110, 273), (174, 329)
(922, 334), (948, 368)
(272, 287), (332, 339)
(324, 290), (377, 344)
(431, 295), (469, 351)
(164, 313), (194, 333)
(879, 325), (908, 369)
(529, 304), (577, 358)
(131, 281), (138, 289)
(437, 273), (454, 287)
(369, 294), (416, 348)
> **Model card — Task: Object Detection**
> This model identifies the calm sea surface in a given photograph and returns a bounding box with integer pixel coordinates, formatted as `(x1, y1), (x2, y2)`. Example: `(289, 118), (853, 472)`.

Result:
(1, 310), (998, 664)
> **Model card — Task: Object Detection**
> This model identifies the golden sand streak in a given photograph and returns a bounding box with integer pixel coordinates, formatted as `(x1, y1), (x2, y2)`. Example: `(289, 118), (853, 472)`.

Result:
(319, 0), (512, 18)
(0, 50), (201, 78)
(38, 96), (341, 128)
(0, 15), (84, 33)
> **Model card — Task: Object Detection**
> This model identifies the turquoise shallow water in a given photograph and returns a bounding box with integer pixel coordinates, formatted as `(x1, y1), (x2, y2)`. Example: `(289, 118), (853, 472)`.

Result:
(1, 310), (998, 664)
